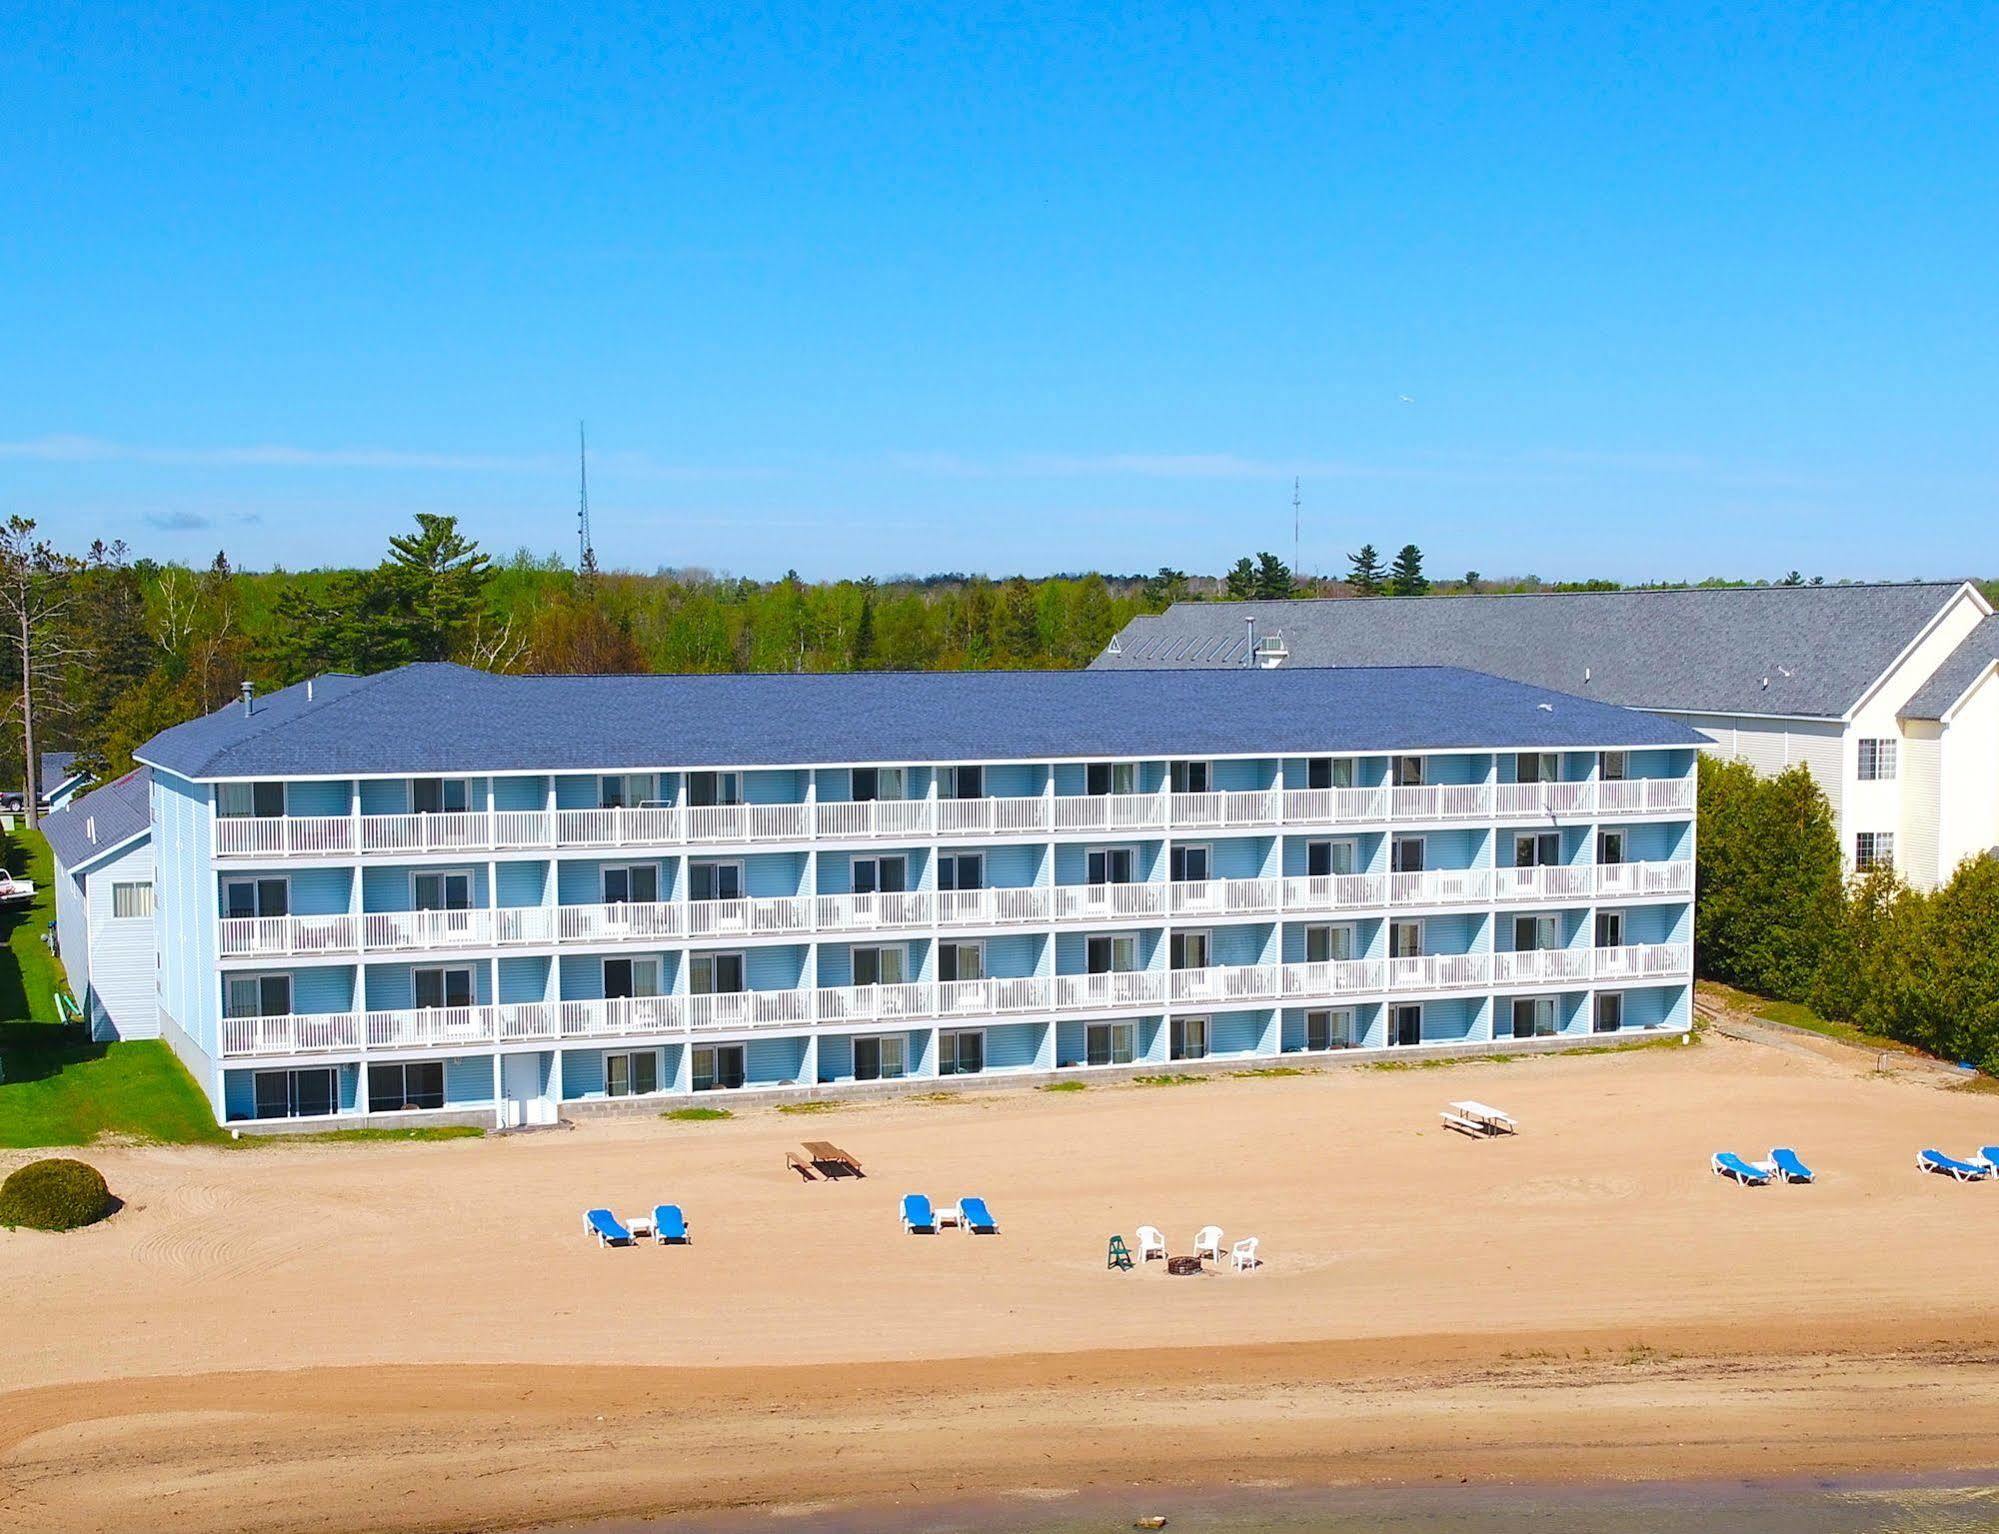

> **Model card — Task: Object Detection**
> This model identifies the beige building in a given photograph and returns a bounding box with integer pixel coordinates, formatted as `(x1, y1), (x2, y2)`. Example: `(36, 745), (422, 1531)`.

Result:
(1099, 582), (1999, 888)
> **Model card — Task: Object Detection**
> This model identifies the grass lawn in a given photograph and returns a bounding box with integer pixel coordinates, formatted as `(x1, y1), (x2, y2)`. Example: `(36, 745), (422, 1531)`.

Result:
(0, 1026), (229, 1148)
(2, 829), (66, 1021)
(1697, 979), (1911, 1054)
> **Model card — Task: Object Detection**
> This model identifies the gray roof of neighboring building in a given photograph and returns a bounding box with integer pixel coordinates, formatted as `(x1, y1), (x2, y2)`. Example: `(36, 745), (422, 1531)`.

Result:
(43, 768), (151, 873)
(134, 662), (1705, 780)
(40, 750), (80, 786)
(1095, 582), (1983, 720)
(1902, 614), (1999, 721)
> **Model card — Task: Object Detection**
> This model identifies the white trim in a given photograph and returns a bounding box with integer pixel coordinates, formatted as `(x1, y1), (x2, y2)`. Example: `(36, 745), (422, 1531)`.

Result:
(1844, 581), (1991, 723)
(1930, 658), (1999, 726)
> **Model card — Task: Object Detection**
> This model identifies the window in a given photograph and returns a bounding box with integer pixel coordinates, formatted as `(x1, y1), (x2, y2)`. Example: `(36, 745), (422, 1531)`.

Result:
(225, 973), (292, 1018)
(1303, 925), (1352, 963)
(852, 945), (906, 986)
(1305, 757), (1354, 790)
(1511, 998), (1558, 1038)
(1171, 1016), (1208, 1060)
(603, 958), (661, 999)
(1391, 1005), (1423, 1047)
(223, 876), (288, 919)
(1597, 830), (1626, 866)
(938, 942), (984, 983)
(1391, 756), (1425, 787)
(369, 1061), (444, 1112)
(1302, 1009), (1354, 1052)
(1086, 934), (1138, 973)
(1857, 739), (1897, 782)
(1513, 833), (1560, 868)
(1391, 837), (1426, 873)
(1170, 844), (1210, 882)
(1304, 839), (1354, 877)
(1389, 921), (1423, 959)
(111, 882), (154, 920)
(413, 870), (473, 911)
(1086, 847), (1135, 885)
(937, 853), (984, 891)
(1086, 762), (1136, 796)
(853, 1034), (906, 1081)
(939, 1029), (985, 1075)
(686, 771), (742, 808)
(412, 777), (469, 814)
(852, 856), (907, 895)
(1599, 751), (1628, 782)
(1169, 761), (1211, 793)
(1515, 752), (1557, 784)
(598, 773), (660, 809)
(1855, 832), (1896, 870)
(940, 765), (983, 799)
(217, 781), (285, 818)
(606, 1051), (660, 1097)
(414, 966), (474, 1009)
(691, 953), (745, 994)
(684, 862), (738, 902)
(851, 766), (906, 802)
(250, 1066), (335, 1120)
(1594, 993), (1624, 1034)
(1085, 1021), (1136, 1066)
(1513, 915), (1557, 952)
(692, 1044), (746, 1092)
(1595, 911), (1625, 948)
(1170, 931), (1210, 969)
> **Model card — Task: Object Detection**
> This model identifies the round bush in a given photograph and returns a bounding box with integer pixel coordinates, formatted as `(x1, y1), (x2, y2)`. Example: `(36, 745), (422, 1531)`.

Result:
(0, 1158), (114, 1232)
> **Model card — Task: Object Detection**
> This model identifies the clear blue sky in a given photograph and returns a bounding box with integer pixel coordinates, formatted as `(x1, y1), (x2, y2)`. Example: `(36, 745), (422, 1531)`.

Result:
(5, 4), (1993, 582)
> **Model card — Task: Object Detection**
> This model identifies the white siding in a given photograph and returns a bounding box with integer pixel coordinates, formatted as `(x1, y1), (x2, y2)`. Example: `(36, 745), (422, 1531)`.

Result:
(81, 841), (160, 1041)
(1899, 723), (1942, 889)
(1669, 712), (1847, 822)
(1937, 669), (1999, 880)
(53, 860), (89, 1001)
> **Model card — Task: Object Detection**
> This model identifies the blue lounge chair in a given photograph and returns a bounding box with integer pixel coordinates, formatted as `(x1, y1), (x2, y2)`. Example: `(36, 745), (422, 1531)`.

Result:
(959, 1196), (998, 1234)
(585, 1208), (633, 1246)
(1712, 1152), (1770, 1185)
(1918, 1149), (1990, 1181)
(652, 1204), (689, 1243)
(1768, 1147), (1814, 1184)
(901, 1193), (936, 1233)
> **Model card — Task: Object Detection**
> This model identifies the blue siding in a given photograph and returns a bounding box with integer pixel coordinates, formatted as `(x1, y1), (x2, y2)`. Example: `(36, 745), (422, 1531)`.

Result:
(497, 861), (549, 907)
(288, 966), (355, 1014)
(1055, 929), (1160, 972)
(358, 780), (407, 814)
(745, 1035), (807, 1085)
(983, 763), (1041, 798)
(1206, 923), (1273, 966)
(1206, 1008), (1270, 1056)
(498, 955), (552, 1003)
(979, 1021), (1043, 1071)
(745, 769), (807, 804)
(1617, 984), (1690, 1030)
(362, 864), (489, 913)
(745, 945), (806, 991)
(364, 963), (491, 1011)
(154, 769), (219, 1072)
(561, 1049), (605, 1097)
(444, 1054), (495, 1104)
(744, 852), (807, 897)
(1211, 758), (1272, 791)
(493, 774), (546, 810)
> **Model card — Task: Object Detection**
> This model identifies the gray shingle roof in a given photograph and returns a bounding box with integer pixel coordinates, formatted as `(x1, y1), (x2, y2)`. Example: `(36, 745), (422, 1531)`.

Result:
(1902, 614), (1999, 721)
(43, 769), (151, 873)
(1095, 583), (1981, 719)
(135, 662), (1705, 780)
(39, 750), (80, 787)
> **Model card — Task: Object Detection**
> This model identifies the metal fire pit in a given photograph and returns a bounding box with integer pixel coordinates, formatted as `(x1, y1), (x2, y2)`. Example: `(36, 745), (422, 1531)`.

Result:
(1165, 1255), (1204, 1276)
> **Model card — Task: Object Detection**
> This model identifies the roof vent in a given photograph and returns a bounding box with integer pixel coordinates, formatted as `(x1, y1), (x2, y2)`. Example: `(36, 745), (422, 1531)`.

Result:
(85, 815), (96, 843)
(306, 677), (314, 702)
(1254, 630), (1290, 669)
(1536, 703), (1554, 712)
(240, 680), (256, 715)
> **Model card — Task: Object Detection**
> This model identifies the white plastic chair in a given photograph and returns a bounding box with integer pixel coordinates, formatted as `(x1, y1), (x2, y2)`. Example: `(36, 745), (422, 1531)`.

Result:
(1230, 1236), (1259, 1272)
(1193, 1225), (1224, 1261)
(1136, 1224), (1167, 1262)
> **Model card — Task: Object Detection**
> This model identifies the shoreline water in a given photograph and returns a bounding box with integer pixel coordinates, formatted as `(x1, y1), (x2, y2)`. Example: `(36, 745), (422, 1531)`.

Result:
(559, 1472), (1999, 1534)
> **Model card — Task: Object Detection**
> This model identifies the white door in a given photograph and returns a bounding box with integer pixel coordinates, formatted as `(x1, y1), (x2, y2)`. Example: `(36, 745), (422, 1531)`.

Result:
(501, 1052), (551, 1126)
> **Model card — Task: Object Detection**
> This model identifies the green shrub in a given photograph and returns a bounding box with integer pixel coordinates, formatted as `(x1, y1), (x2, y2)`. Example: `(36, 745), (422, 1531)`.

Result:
(0, 1158), (114, 1231)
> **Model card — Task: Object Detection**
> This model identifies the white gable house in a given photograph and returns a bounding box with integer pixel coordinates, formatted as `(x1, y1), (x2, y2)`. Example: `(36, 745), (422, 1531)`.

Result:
(46, 769), (160, 1041)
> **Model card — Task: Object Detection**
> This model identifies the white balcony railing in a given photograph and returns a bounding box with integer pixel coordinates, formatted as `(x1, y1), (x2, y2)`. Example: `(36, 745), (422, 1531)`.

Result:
(210, 769), (1698, 860)
(214, 940), (1697, 1058)
(1388, 868), (1493, 906)
(217, 913), (360, 958)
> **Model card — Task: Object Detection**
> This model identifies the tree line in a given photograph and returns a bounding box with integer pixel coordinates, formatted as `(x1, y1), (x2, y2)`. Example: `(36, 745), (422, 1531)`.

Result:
(1697, 756), (1999, 1072)
(9, 508), (1991, 813)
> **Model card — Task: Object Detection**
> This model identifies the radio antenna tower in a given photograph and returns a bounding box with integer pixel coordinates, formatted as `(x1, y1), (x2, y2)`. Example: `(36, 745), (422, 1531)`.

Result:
(1292, 476), (1302, 579)
(577, 421), (598, 575)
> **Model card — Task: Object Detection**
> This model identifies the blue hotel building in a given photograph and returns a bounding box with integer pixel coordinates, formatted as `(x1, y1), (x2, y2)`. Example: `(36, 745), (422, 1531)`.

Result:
(129, 663), (1701, 1127)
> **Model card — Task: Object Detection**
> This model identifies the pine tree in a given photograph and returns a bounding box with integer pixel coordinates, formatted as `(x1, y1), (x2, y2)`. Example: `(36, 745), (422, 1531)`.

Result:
(1142, 567), (1190, 611)
(1388, 544), (1430, 597)
(1224, 557), (1258, 600)
(384, 513), (493, 661)
(1345, 544), (1386, 595)
(1252, 551), (1295, 600)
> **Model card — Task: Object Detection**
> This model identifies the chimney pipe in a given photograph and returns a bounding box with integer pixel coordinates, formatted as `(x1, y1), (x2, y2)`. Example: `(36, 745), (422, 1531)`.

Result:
(1244, 615), (1257, 668)
(241, 680), (255, 715)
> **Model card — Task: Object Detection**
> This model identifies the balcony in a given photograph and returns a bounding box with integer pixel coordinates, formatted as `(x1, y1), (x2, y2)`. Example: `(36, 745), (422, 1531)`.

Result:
(1388, 869), (1493, 906)
(214, 941), (1695, 1058)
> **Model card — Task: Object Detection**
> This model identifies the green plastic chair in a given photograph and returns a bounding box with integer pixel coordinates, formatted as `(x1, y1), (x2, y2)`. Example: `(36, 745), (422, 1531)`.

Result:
(1107, 1234), (1134, 1271)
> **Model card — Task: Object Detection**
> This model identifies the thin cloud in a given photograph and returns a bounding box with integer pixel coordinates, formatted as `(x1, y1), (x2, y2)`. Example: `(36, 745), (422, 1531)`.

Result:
(143, 510), (212, 531)
(0, 434), (557, 472)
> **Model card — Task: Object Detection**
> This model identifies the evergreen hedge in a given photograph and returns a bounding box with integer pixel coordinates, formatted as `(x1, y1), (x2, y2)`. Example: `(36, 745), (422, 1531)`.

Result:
(0, 1158), (114, 1231)
(1698, 756), (1999, 1071)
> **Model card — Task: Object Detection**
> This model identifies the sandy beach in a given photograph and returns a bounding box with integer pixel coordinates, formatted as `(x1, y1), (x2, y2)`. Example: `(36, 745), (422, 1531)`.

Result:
(6, 1024), (1999, 1533)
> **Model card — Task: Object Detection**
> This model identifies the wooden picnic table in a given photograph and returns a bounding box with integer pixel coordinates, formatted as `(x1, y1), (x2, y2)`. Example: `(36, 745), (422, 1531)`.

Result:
(801, 1140), (865, 1176)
